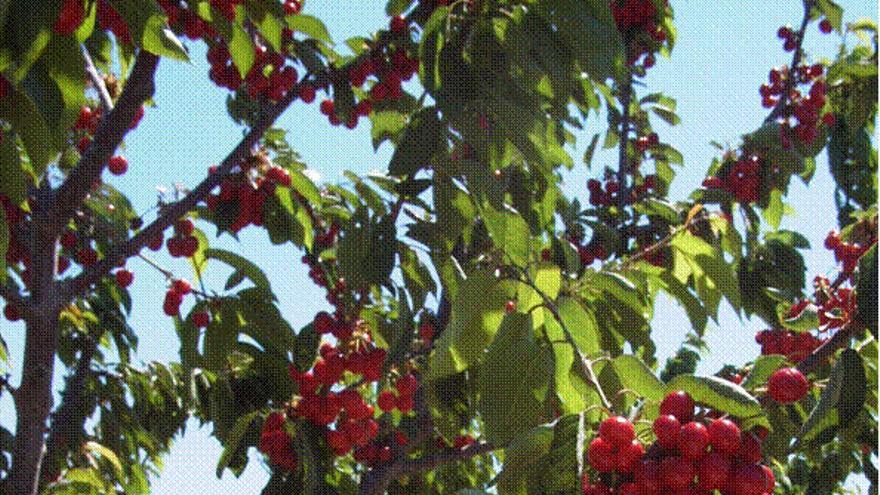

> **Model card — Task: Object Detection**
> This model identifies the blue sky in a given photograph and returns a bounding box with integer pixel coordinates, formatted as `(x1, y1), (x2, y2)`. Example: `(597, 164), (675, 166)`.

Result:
(0, 0), (876, 492)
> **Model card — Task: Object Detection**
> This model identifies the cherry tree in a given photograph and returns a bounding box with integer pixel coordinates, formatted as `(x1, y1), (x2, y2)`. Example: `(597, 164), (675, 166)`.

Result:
(0, 0), (876, 494)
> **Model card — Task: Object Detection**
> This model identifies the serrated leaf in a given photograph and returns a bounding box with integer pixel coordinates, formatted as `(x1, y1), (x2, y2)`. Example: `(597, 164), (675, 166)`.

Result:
(287, 14), (332, 44)
(665, 374), (762, 418)
(205, 248), (272, 292)
(496, 424), (554, 495)
(216, 410), (260, 478)
(483, 206), (530, 267)
(228, 21), (255, 78)
(742, 355), (787, 390)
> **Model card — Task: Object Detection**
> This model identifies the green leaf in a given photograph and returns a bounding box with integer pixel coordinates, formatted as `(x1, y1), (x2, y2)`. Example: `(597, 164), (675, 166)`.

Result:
(108, 0), (189, 60)
(742, 355), (787, 390)
(651, 105), (680, 125)
(228, 21), (255, 78)
(817, 0), (844, 31)
(670, 232), (742, 312)
(293, 323), (319, 372)
(0, 132), (27, 207)
(216, 410), (260, 478)
(800, 349), (867, 441)
(483, 206), (531, 266)
(82, 441), (124, 480)
(478, 313), (553, 445)
(0, 82), (60, 172)
(337, 208), (396, 289)
(556, 297), (600, 355)
(388, 106), (445, 177)
(496, 424), (554, 495)
(612, 355), (664, 402)
(428, 270), (516, 379)
(205, 248), (272, 292)
(778, 304), (820, 332)
(762, 189), (784, 230)
(665, 374), (762, 418)
(287, 14), (332, 44)
(370, 110), (408, 151)
(855, 244), (877, 332)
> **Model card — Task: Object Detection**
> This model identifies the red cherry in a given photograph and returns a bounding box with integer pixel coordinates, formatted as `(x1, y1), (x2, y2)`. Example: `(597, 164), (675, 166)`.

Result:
(767, 367), (810, 403)
(652, 414), (681, 449)
(181, 235), (199, 257)
(377, 390), (396, 412)
(326, 429), (350, 455)
(172, 279), (192, 295)
(319, 99), (335, 116)
(193, 311), (210, 328)
(819, 18), (833, 33)
(4, 303), (21, 322)
(659, 456), (694, 489)
(616, 439), (645, 474)
(55, 0), (85, 35)
(697, 452), (731, 491)
(147, 232), (164, 251)
(314, 311), (334, 334)
(60, 231), (77, 250)
(389, 15), (408, 34)
(76, 247), (98, 266)
(115, 269), (134, 288)
(737, 432), (763, 464)
(598, 416), (635, 447)
(660, 390), (695, 422)
(175, 218), (195, 236)
(678, 421), (709, 460)
(707, 418), (741, 454)
(730, 463), (767, 495)
(505, 300), (516, 314)
(396, 373), (418, 395)
(587, 437), (615, 473)
(108, 155), (128, 175)
(298, 84), (316, 103)
(419, 321), (435, 341)
(762, 465), (776, 493)
(395, 393), (414, 413)
(634, 460), (660, 493)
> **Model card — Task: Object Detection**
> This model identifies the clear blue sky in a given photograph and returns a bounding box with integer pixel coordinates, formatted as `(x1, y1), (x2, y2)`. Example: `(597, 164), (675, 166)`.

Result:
(0, 0), (876, 492)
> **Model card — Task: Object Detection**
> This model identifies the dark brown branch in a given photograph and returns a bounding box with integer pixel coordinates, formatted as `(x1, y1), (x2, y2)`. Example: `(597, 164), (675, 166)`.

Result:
(61, 81), (302, 301)
(48, 51), (159, 242)
(796, 320), (867, 375)
(393, 442), (496, 475)
(41, 338), (98, 485)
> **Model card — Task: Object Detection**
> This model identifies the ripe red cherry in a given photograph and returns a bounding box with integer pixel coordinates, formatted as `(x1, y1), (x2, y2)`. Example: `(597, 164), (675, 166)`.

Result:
(678, 421), (709, 460)
(60, 231), (77, 250)
(114, 269), (134, 288)
(319, 99), (335, 116)
(819, 18), (833, 33)
(396, 373), (418, 395)
(76, 247), (98, 266)
(767, 367), (810, 403)
(598, 416), (635, 447)
(660, 390), (695, 422)
(707, 418), (741, 454)
(172, 278), (192, 295)
(419, 321), (435, 341)
(730, 463), (767, 495)
(652, 414), (681, 449)
(298, 84), (316, 103)
(762, 465), (776, 493)
(395, 393), (414, 413)
(55, 0), (85, 35)
(377, 390), (396, 412)
(326, 429), (350, 455)
(737, 431), (763, 464)
(389, 15), (408, 34)
(175, 218), (195, 236)
(634, 460), (660, 492)
(616, 439), (645, 473)
(193, 311), (210, 328)
(697, 452), (731, 491)
(587, 437), (615, 473)
(505, 300), (516, 314)
(147, 232), (164, 251)
(181, 235), (199, 257)
(659, 456), (694, 489)
(108, 155), (128, 175)
(4, 303), (21, 322)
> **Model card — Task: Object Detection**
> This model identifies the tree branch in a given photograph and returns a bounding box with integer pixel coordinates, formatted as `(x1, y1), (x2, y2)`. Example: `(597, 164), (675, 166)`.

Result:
(81, 45), (114, 114)
(60, 79), (303, 302)
(797, 320), (867, 375)
(48, 51), (159, 241)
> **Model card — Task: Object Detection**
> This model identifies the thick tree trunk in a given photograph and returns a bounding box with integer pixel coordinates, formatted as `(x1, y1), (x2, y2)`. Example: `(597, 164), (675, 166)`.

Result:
(8, 310), (61, 495)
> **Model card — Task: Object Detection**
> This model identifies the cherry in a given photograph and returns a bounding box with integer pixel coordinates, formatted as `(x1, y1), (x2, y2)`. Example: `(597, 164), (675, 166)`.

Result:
(660, 390), (695, 422)
(395, 393), (414, 413)
(319, 99), (335, 116)
(377, 390), (396, 412)
(659, 455), (694, 489)
(175, 218), (195, 236)
(55, 0), (85, 35)
(767, 367), (810, 403)
(60, 231), (77, 250)
(652, 414), (681, 449)
(598, 416), (635, 447)
(678, 421), (709, 460)
(737, 432), (763, 464)
(587, 437), (615, 473)
(616, 439), (645, 473)
(193, 311), (210, 328)
(108, 155), (128, 175)
(147, 232), (164, 251)
(57, 256), (71, 275)
(505, 300), (516, 314)
(298, 84), (316, 103)
(172, 279), (192, 295)
(453, 434), (475, 449)
(762, 464), (776, 493)
(819, 18), (833, 33)
(389, 15), (408, 34)
(730, 463), (767, 495)
(115, 269), (134, 288)
(707, 418), (741, 454)
(419, 321), (435, 341)
(4, 303), (21, 322)
(326, 429), (350, 455)
(396, 373), (418, 395)
(697, 452), (731, 491)
(76, 247), (98, 266)
(633, 460), (660, 492)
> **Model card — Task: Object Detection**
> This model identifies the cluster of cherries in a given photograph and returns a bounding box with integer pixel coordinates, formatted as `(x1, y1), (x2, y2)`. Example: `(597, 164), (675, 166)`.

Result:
(702, 153), (763, 204)
(74, 104), (144, 176)
(316, 16), (419, 129)
(162, 278), (193, 316)
(755, 328), (824, 363)
(583, 391), (780, 495)
(54, 0), (131, 43)
(825, 230), (875, 275)
(203, 152), (293, 234)
(164, 218), (200, 258)
(608, 0), (668, 67)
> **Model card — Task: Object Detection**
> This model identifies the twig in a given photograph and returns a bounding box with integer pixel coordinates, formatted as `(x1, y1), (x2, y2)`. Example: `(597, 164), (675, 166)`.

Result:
(81, 45), (114, 114)
(61, 78), (302, 301)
